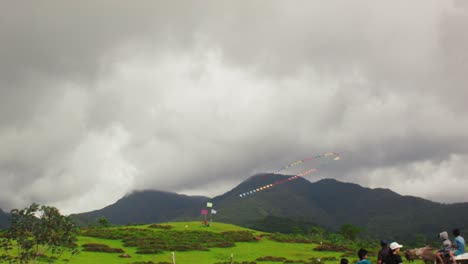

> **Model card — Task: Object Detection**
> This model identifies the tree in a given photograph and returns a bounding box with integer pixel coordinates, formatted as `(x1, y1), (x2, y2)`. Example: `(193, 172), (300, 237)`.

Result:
(291, 226), (304, 235)
(308, 226), (326, 241)
(97, 216), (110, 228)
(0, 203), (79, 263)
(339, 224), (362, 241)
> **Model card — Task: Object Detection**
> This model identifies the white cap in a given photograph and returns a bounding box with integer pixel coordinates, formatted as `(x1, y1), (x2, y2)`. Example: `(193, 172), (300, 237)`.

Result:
(390, 242), (403, 250)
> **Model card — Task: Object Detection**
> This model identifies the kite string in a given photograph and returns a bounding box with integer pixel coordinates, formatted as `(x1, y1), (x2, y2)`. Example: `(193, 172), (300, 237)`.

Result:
(240, 168), (318, 197)
(240, 152), (341, 197)
(271, 152), (339, 174)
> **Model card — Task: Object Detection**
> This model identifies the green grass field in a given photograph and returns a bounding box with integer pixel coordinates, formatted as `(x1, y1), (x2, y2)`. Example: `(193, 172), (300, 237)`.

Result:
(66, 222), (423, 264)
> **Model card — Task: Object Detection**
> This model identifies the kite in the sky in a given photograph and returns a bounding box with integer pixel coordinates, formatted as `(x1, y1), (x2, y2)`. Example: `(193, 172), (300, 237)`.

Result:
(271, 152), (340, 174)
(239, 152), (341, 198)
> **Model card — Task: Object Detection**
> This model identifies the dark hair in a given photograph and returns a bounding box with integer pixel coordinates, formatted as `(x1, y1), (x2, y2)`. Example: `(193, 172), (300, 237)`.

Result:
(453, 228), (461, 237)
(381, 239), (389, 247)
(341, 258), (349, 264)
(358, 248), (368, 260)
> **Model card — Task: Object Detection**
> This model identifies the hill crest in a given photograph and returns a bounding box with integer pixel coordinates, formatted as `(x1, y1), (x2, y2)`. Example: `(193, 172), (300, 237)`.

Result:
(63, 175), (468, 242)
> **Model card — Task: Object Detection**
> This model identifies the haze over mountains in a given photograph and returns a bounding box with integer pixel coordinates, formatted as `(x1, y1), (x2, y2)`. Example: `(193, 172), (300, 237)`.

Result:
(2, 174), (468, 243)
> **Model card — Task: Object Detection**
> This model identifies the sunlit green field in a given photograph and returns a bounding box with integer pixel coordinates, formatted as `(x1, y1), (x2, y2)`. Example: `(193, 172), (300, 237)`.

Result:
(64, 222), (426, 264)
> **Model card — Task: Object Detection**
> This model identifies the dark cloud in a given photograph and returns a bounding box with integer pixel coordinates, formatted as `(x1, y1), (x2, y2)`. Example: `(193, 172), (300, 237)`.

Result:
(0, 0), (467, 214)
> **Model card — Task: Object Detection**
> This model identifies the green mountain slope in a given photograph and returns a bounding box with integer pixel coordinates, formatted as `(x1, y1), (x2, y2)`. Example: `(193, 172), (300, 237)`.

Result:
(72, 174), (468, 242)
(0, 209), (8, 228)
(71, 190), (210, 225)
(214, 175), (468, 241)
(212, 174), (337, 228)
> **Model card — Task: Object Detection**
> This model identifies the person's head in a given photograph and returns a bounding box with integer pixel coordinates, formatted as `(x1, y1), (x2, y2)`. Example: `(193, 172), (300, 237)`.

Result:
(340, 258), (349, 264)
(453, 228), (461, 237)
(358, 248), (368, 260)
(390, 242), (403, 254)
(380, 239), (389, 247)
(439, 231), (449, 241)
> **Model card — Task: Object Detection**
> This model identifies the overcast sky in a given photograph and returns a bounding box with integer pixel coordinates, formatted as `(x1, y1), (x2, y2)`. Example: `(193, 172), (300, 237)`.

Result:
(1, 1), (467, 214)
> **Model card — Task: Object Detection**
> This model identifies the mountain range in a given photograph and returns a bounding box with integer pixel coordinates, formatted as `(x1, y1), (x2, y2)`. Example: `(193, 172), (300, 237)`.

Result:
(2, 174), (468, 243)
(212, 174), (468, 242)
(71, 191), (210, 225)
(0, 209), (8, 228)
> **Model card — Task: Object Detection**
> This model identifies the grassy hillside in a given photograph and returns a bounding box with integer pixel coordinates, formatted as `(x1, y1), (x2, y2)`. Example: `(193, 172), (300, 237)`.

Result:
(71, 176), (468, 243)
(68, 221), (358, 264)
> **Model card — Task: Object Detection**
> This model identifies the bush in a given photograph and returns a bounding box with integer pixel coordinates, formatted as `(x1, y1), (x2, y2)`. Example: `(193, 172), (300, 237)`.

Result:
(82, 243), (125, 253)
(221, 231), (256, 242)
(268, 233), (314, 243)
(314, 242), (351, 252)
(135, 249), (163, 254)
(148, 224), (173, 230)
(82, 228), (257, 254)
(214, 262), (256, 264)
(256, 256), (287, 261)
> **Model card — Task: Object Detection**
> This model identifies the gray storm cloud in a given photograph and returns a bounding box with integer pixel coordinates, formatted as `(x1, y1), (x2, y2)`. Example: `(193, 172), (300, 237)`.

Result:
(0, 0), (467, 214)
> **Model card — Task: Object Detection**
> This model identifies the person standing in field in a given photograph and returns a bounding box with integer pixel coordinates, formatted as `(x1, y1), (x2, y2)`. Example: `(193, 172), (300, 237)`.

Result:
(387, 242), (404, 264)
(378, 240), (391, 264)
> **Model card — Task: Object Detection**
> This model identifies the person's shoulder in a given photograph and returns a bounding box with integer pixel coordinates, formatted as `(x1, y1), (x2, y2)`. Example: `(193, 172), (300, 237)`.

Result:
(357, 259), (371, 264)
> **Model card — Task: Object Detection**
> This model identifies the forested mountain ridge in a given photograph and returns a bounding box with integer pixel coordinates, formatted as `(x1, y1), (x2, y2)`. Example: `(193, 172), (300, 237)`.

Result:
(54, 174), (468, 242)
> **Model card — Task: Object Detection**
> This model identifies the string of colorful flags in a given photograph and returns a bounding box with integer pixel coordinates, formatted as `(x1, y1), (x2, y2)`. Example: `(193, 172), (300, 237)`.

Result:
(272, 152), (340, 174)
(239, 152), (341, 198)
(239, 168), (318, 197)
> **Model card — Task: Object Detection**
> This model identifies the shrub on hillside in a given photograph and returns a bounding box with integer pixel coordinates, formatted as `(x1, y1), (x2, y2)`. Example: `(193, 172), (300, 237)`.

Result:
(314, 242), (351, 252)
(82, 228), (257, 254)
(256, 256), (287, 261)
(220, 231), (256, 242)
(214, 261), (257, 264)
(81, 227), (151, 240)
(208, 241), (235, 248)
(268, 233), (314, 243)
(148, 224), (173, 229)
(82, 243), (125, 253)
(135, 249), (163, 254)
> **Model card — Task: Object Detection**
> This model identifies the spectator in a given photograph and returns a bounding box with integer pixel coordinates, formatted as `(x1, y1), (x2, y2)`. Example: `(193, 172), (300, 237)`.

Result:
(388, 242), (404, 264)
(358, 248), (371, 264)
(378, 240), (391, 264)
(449, 228), (465, 264)
(436, 231), (452, 264)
